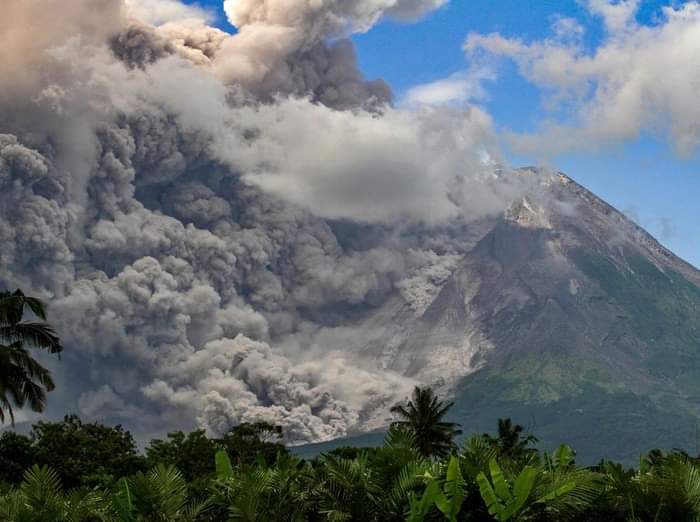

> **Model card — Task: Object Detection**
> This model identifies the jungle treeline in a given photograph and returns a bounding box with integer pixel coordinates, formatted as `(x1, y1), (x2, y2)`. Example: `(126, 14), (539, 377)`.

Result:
(3, 391), (700, 521)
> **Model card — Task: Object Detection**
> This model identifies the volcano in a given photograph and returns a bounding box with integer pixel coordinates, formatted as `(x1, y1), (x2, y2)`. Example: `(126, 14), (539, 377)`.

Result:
(328, 169), (700, 463)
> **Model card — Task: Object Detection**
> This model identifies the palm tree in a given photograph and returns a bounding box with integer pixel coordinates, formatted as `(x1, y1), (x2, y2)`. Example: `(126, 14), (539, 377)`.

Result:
(390, 386), (462, 458)
(484, 418), (538, 460)
(0, 289), (63, 424)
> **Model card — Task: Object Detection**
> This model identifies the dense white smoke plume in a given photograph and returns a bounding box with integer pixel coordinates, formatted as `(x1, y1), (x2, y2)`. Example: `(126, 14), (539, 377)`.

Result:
(465, 0), (700, 156)
(0, 0), (520, 442)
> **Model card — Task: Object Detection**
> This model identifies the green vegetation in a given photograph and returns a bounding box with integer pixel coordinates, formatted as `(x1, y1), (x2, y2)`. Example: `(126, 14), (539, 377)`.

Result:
(4, 398), (700, 520)
(0, 289), (63, 424)
(445, 254), (700, 464)
(574, 253), (700, 379)
(390, 386), (462, 458)
(452, 374), (699, 464)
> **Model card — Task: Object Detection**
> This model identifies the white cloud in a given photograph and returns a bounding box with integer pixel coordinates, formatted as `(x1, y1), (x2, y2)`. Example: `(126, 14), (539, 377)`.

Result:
(402, 69), (494, 107)
(550, 15), (585, 41)
(465, 1), (700, 156)
(587, 0), (639, 32)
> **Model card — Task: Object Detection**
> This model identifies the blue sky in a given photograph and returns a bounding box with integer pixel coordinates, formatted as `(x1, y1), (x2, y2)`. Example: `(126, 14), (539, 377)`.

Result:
(189, 0), (700, 266)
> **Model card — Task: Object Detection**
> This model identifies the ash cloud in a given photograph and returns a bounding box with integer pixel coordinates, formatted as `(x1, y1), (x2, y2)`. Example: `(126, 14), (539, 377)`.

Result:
(0, 0), (123, 100)
(0, 0), (523, 442)
(217, 0), (447, 92)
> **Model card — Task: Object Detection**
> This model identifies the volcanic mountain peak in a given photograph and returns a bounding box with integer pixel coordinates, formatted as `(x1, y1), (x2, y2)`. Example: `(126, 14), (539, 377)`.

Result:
(345, 169), (700, 462)
(502, 169), (688, 276)
(504, 195), (553, 230)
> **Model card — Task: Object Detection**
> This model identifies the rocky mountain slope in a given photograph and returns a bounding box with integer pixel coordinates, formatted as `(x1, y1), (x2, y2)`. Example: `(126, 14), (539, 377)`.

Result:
(341, 169), (700, 462)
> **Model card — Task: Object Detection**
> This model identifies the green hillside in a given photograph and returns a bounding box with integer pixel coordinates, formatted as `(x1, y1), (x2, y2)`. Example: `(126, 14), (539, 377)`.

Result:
(451, 252), (700, 464)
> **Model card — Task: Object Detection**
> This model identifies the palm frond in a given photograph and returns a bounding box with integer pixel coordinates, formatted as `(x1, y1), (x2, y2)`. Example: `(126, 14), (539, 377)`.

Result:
(0, 290), (47, 323)
(0, 289), (61, 425)
(385, 459), (433, 517)
(0, 322), (62, 354)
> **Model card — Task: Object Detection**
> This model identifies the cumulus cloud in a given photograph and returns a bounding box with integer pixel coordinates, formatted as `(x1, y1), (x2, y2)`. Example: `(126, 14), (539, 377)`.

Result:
(464, 0), (700, 156)
(402, 68), (494, 107)
(587, 0), (639, 32)
(0, 0), (525, 443)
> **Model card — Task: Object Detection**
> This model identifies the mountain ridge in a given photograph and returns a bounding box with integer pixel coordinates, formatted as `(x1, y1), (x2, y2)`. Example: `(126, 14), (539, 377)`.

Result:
(322, 169), (700, 462)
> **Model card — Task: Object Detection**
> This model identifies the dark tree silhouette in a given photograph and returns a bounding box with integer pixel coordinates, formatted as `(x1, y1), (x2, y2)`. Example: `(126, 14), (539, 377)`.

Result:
(0, 290), (62, 424)
(389, 386), (462, 458)
(483, 418), (538, 459)
(221, 422), (288, 466)
(31, 414), (145, 489)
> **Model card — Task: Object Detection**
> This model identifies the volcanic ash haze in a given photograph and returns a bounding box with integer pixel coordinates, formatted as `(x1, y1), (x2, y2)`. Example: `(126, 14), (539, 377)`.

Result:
(0, 0), (530, 442)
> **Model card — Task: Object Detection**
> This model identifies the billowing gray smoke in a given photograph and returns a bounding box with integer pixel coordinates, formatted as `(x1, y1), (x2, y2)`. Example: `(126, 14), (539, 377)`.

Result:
(0, 0), (523, 442)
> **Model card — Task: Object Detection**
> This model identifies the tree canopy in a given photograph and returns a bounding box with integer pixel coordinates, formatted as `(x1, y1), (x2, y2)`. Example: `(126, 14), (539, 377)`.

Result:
(0, 289), (62, 424)
(2, 412), (700, 521)
(390, 385), (463, 458)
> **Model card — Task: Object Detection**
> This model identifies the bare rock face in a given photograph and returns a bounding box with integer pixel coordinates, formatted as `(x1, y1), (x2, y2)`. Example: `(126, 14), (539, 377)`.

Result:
(346, 170), (700, 462)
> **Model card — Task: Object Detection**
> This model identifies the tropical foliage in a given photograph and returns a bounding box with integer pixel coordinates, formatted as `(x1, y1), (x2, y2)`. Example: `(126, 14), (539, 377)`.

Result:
(390, 385), (463, 458)
(2, 411), (700, 520)
(0, 289), (62, 424)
